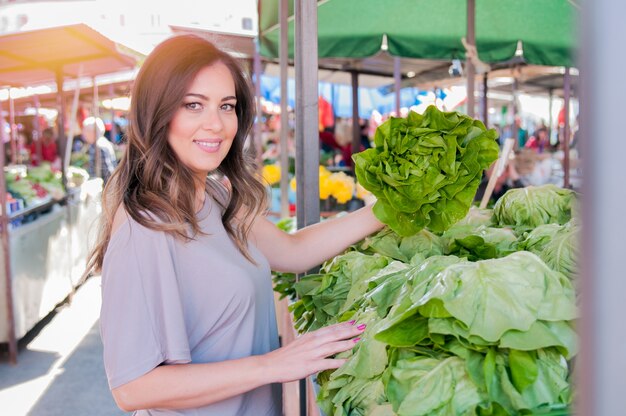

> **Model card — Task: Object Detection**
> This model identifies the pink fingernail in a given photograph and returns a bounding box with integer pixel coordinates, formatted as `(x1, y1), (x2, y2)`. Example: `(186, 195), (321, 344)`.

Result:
(348, 320), (356, 325)
(353, 337), (361, 343)
(357, 324), (366, 331)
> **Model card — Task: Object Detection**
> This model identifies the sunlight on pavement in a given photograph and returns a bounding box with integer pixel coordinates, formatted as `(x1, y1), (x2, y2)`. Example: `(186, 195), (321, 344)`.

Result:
(0, 276), (102, 415)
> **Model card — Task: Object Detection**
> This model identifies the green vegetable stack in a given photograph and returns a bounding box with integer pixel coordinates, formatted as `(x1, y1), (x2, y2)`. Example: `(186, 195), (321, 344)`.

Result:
(6, 163), (65, 206)
(276, 186), (579, 413)
(493, 185), (576, 230)
(354, 105), (499, 237)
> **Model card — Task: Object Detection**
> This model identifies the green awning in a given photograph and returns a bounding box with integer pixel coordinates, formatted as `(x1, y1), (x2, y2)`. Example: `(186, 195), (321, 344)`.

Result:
(260, 0), (578, 67)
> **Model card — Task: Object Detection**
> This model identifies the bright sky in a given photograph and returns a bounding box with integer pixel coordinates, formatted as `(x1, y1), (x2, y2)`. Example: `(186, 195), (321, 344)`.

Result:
(0, 0), (259, 111)
(2, 0), (258, 54)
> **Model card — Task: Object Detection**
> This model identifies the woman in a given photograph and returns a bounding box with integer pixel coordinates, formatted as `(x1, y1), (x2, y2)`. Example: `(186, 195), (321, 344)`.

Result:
(87, 35), (384, 415)
(29, 127), (58, 166)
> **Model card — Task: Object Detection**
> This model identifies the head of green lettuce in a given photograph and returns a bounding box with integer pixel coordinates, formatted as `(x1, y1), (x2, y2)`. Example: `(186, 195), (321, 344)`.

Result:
(354, 105), (500, 236)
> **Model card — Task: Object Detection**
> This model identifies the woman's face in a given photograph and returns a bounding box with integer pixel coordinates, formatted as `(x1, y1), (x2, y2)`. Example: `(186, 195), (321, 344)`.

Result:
(168, 62), (238, 182)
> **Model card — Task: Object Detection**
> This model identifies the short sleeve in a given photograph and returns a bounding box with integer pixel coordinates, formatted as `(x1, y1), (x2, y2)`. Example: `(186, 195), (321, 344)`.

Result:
(100, 219), (191, 389)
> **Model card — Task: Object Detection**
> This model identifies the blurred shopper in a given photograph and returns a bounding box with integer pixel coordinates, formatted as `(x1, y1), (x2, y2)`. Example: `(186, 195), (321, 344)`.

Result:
(514, 116), (528, 149)
(29, 127), (59, 166)
(525, 125), (550, 153)
(79, 116), (117, 183)
(86, 35), (383, 416)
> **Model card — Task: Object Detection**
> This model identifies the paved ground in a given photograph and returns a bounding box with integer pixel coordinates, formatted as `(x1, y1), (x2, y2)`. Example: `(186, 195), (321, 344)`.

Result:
(0, 276), (127, 416)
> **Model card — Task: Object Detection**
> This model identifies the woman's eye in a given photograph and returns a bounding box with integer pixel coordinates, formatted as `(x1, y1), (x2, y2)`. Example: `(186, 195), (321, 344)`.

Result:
(221, 103), (236, 111)
(185, 102), (202, 110)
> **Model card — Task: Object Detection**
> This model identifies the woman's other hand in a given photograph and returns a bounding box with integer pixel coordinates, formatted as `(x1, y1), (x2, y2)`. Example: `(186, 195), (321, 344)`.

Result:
(259, 320), (366, 383)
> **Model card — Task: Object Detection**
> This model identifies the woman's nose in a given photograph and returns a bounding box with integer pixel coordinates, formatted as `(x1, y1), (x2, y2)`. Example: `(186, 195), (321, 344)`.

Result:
(202, 109), (223, 132)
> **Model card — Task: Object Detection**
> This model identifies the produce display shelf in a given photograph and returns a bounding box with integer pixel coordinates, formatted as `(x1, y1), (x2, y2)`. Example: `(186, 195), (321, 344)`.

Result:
(8, 196), (59, 220)
(0, 179), (102, 343)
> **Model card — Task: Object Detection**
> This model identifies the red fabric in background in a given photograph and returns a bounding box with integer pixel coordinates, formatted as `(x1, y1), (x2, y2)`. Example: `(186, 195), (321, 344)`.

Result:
(29, 141), (57, 165)
(318, 97), (334, 130)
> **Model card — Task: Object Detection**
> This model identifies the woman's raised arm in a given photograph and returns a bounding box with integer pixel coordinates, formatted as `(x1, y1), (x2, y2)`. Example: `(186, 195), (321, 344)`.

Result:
(251, 205), (384, 274)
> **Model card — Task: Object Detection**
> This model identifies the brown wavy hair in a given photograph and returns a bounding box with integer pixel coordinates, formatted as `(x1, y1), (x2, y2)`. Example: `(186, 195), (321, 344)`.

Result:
(86, 34), (267, 273)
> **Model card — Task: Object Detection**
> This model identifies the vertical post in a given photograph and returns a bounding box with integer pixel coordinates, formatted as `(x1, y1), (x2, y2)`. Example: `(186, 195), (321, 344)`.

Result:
(34, 95), (43, 164)
(279, 0), (290, 218)
(295, 1), (319, 413)
(562, 68), (571, 188)
(93, 78), (102, 180)
(294, 0), (319, 230)
(109, 84), (117, 145)
(56, 69), (68, 187)
(394, 56), (401, 116)
(8, 91), (16, 165)
(0, 98), (17, 364)
(330, 83), (336, 128)
(351, 71), (360, 159)
(512, 75), (519, 142)
(548, 88), (554, 141)
(274, 3), (300, 414)
(579, 0), (626, 414)
(65, 72), (83, 186)
(253, 38), (263, 165)
(466, 0), (476, 118)
(482, 73), (489, 126)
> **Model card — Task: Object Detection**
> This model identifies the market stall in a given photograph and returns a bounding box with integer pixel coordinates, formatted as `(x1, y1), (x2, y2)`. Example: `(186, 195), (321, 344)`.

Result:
(0, 23), (139, 362)
(259, 0), (579, 197)
(258, 1), (579, 414)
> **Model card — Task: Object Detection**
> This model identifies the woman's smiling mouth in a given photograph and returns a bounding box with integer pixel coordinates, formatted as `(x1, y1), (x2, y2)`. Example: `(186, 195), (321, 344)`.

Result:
(193, 139), (221, 153)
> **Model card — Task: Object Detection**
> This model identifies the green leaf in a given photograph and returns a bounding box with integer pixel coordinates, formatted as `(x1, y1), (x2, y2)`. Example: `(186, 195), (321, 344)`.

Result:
(509, 349), (539, 393)
(500, 320), (578, 360)
(408, 252), (577, 343)
(375, 316), (430, 347)
(385, 356), (484, 416)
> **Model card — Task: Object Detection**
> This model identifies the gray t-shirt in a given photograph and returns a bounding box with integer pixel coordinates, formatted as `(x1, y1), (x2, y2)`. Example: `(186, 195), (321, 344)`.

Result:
(100, 197), (282, 415)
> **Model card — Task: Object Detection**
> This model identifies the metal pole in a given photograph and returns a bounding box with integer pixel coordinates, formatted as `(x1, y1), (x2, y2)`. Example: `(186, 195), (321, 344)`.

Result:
(351, 71), (360, 159)
(93, 78), (102, 180)
(109, 84), (117, 145)
(466, 0), (476, 118)
(8, 91), (16, 165)
(295, 1), (320, 411)
(512, 75), (519, 142)
(330, 83), (336, 128)
(56, 69), (68, 187)
(253, 39), (263, 165)
(579, 1), (626, 414)
(0, 98), (17, 364)
(34, 95), (43, 164)
(548, 88), (554, 141)
(279, 0), (290, 218)
(482, 72), (489, 126)
(294, 0), (319, 230)
(562, 68), (571, 188)
(65, 72), (83, 187)
(394, 57), (401, 116)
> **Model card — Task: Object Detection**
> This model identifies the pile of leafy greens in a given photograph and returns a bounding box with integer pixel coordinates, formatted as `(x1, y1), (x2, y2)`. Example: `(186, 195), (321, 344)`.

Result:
(441, 223), (519, 261)
(272, 106), (578, 416)
(315, 252), (576, 416)
(522, 220), (580, 279)
(272, 182), (580, 416)
(271, 217), (298, 300)
(494, 185), (576, 230)
(353, 105), (499, 237)
(289, 251), (390, 333)
(358, 227), (444, 264)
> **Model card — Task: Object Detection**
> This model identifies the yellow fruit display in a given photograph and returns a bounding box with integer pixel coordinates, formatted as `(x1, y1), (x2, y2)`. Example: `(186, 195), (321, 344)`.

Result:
(262, 164), (281, 186)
